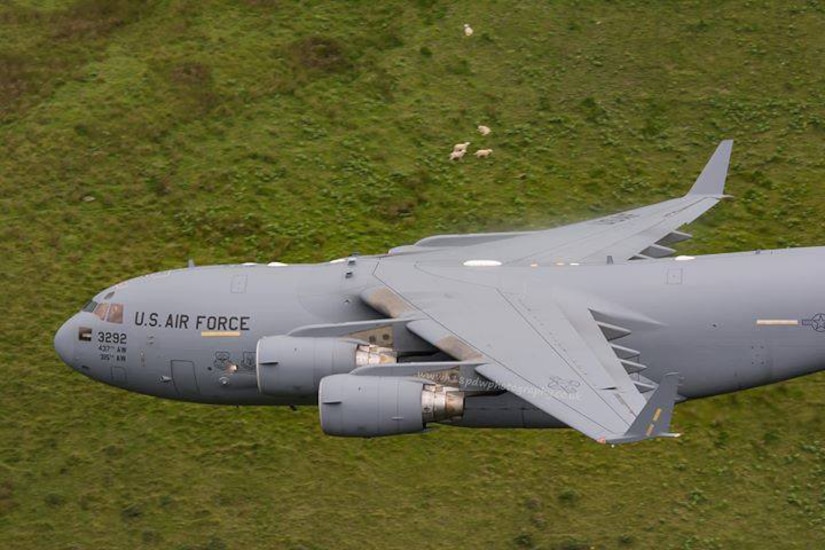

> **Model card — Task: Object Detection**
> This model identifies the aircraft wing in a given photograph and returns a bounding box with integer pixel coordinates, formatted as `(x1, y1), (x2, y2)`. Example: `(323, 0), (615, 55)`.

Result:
(363, 265), (680, 444)
(387, 140), (732, 265)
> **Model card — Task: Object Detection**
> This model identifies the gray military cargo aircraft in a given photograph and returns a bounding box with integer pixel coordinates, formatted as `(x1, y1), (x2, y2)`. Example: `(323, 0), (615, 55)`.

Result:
(54, 140), (824, 444)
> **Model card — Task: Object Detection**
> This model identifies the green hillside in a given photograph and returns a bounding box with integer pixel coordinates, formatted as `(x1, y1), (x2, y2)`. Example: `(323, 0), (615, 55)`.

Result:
(2, 1), (825, 548)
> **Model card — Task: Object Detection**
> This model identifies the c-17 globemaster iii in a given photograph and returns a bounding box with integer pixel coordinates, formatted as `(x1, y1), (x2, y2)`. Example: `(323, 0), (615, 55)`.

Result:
(54, 141), (824, 444)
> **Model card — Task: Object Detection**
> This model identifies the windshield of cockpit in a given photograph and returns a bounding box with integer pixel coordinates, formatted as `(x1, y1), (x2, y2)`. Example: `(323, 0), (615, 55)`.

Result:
(81, 300), (124, 324)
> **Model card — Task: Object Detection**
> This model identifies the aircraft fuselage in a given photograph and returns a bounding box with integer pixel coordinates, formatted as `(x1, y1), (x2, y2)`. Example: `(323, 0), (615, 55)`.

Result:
(54, 246), (825, 428)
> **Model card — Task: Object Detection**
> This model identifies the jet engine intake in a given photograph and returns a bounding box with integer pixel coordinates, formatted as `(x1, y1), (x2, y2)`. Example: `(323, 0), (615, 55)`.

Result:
(318, 374), (465, 437)
(256, 336), (394, 396)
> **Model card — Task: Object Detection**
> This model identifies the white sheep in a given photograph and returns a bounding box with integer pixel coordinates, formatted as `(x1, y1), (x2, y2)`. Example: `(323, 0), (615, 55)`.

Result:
(477, 125), (491, 136)
(453, 141), (470, 153)
(474, 149), (493, 158)
(450, 149), (466, 161)
(464, 24), (473, 37)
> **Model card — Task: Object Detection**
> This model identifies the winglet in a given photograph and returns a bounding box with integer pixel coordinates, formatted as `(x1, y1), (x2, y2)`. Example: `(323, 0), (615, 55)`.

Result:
(604, 373), (681, 445)
(688, 140), (733, 196)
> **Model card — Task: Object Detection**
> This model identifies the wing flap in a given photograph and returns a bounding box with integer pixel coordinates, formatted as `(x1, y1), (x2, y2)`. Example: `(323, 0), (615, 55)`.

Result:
(475, 363), (625, 439)
(554, 300), (647, 406)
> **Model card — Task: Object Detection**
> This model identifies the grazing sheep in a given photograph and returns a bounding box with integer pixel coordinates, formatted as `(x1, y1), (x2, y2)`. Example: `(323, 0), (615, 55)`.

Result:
(450, 149), (466, 161)
(453, 141), (470, 153)
(477, 125), (491, 136)
(464, 23), (473, 37)
(475, 149), (493, 158)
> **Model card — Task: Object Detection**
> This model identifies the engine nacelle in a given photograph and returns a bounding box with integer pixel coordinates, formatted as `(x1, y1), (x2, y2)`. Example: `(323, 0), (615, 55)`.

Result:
(318, 374), (465, 437)
(256, 336), (394, 396)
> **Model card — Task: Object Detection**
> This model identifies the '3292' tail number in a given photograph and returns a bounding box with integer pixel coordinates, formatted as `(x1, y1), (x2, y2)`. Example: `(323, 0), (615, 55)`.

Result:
(98, 331), (127, 344)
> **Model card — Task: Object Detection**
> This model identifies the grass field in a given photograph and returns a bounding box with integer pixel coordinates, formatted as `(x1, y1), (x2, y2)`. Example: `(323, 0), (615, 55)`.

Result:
(2, 1), (825, 548)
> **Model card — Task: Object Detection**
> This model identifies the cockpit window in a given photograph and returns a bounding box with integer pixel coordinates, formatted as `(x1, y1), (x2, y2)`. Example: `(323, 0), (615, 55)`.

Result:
(85, 301), (124, 323)
(93, 303), (109, 321)
(107, 303), (124, 324)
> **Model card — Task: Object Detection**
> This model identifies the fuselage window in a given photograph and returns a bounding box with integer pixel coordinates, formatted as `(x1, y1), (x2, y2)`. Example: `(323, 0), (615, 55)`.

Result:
(81, 300), (98, 313)
(93, 302), (109, 321)
(107, 303), (124, 324)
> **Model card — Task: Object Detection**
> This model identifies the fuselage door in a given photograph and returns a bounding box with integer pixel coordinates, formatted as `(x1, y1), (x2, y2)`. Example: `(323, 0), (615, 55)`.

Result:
(171, 360), (200, 397)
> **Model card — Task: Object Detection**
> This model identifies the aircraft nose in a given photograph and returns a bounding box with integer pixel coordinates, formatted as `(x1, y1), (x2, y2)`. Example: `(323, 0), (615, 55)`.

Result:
(54, 317), (76, 366)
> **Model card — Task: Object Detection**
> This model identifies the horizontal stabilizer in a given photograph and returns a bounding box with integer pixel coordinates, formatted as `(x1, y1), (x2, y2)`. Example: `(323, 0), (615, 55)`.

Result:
(688, 140), (732, 196)
(605, 373), (681, 444)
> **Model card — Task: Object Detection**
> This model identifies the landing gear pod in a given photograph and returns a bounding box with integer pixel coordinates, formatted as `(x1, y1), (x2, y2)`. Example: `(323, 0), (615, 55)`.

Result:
(256, 336), (395, 396)
(319, 374), (465, 437)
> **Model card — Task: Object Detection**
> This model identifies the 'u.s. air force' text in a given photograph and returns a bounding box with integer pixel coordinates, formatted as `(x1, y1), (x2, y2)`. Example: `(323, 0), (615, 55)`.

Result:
(134, 312), (251, 331)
